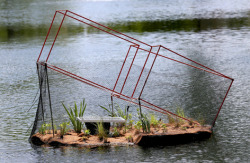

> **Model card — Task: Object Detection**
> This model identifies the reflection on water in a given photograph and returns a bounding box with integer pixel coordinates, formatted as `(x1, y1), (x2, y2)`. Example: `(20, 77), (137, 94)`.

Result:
(1, 16), (250, 43)
(0, 0), (250, 162)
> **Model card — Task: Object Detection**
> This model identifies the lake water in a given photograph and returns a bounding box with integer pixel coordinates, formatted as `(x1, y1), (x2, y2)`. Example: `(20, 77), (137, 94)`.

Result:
(0, 0), (249, 162)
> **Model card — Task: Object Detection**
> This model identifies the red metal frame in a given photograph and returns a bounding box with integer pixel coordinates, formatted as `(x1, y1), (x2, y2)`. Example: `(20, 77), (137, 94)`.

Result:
(37, 10), (234, 127)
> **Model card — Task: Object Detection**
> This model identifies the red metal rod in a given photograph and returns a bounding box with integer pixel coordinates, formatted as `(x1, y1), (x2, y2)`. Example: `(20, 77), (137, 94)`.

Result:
(120, 46), (139, 94)
(115, 96), (171, 115)
(66, 10), (152, 47)
(113, 45), (133, 92)
(44, 63), (134, 100)
(116, 95), (197, 124)
(37, 11), (57, 63)
(57, 11), (139, 46)
(46, 10), (68, 62)
(139, 45), (161, 98)
(140, 99), (195, 123)
(212, 79), (234, 127)
(131, 46), (153, 98)
(135, 46), (232, 80)
(160, 45), (229, 78)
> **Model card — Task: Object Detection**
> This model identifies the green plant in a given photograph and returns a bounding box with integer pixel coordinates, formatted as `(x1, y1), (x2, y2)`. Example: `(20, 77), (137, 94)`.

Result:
(62, 99), (86, 133)
(174, 119), (181, 128)
(100, 104), (132, 131)
(167, 114), (175, 124)
(176, 106), (185, 124)
(59, 122), (70, 137)
(134, 120), (142, 130)
(47, 123), (52, 134)
(181, 126), (187, 130)
(84, 129), (90, 136)
(137, 108), (150, 133)
(150, 113), (160, 128)
(53, 124), (57, 134)
(39, 123), (47, 135)
(96, 122), (107, 140)
(162, 123), (167, 133)
(125, 135), (133, 142)
(128, 119), (134, 129)
(112, 127), (120, 137)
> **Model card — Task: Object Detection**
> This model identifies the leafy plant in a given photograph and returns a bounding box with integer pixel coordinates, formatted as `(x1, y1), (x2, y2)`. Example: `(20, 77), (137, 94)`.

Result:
(47, 123), (52, 134)
(134, 120), (142, 130)
(125, 135), (133, 142)
(167, 114), (176, 124)
(112, 127), (120, 137)
(161, 123), (167, 133)
(39, 123), (47, 135)
(137, 108), (150, 133)
(150, 113), (160, 128)
(53, 124), (57, 134)
(141, 115), (150, 133)
(100, 104), (132, 131)
(62, 99), (86, 133)
(176, 106), (185, 124)
(96, 122), (107, 140)
(84, 129), (90, 136)
(100, 104), (131, 120)
(128, 119), (134, 129)
(59, 122), (70, 137)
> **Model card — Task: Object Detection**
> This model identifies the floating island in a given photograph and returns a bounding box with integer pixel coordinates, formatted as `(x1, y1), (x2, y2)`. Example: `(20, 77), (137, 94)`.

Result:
(31, 121), (212, 148)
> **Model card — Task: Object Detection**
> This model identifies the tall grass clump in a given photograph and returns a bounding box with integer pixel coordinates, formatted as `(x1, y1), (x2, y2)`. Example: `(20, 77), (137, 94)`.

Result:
(150, 113), (160, 128)
(96, 121), (107, 140)
(137, 108), (150, 133)
(62, 99), (86, 133)
(59, 122), (70, 138)
(176, 106), (185, 124)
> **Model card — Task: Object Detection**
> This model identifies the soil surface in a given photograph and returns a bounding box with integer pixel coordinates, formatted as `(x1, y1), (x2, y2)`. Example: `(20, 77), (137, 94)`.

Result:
(31, 123), (212, 147)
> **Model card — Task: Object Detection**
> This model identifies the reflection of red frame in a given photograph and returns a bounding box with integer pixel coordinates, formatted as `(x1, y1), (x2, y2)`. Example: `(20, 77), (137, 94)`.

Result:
(37, 10), (233, 127)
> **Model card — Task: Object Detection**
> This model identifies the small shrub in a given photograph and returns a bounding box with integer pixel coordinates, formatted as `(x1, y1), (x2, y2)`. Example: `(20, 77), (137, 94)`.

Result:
(174, 119), (181, 128)
(134, 121), (142, 131)
(141, 116), (150, 133)
(126, 135), (133, 142)
(96, 122), (107, 140)
(128, 119), (134, 129)
(176, 106), (185, 124)
(53, 124), (57, 134)
(167, 114), (176, 124)
(39, 123), (47, 135)
(59, 122), (70, 137)
(150, 113), (160, 128)
(137, 108), (150, 133)
(47, 123), (52, 134)
(84, 129), (90, 136)
(161, 123), (167, 133)
(112, 127), (120, 137)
